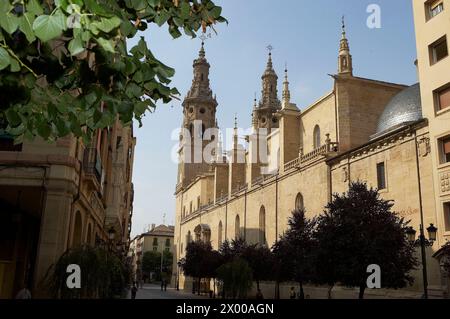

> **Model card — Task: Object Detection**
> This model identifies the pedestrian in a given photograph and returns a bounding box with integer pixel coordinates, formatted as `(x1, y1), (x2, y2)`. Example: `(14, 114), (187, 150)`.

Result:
(256, 288), (264, 300)
(131, 282), (138, 299)
(289, 287), (296, 299)
(15, 283), (31, 299)
(164, 279), (167, 291)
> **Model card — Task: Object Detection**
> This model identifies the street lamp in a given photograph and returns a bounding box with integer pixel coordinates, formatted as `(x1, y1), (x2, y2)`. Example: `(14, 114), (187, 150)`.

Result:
(406, 223), (437, 299)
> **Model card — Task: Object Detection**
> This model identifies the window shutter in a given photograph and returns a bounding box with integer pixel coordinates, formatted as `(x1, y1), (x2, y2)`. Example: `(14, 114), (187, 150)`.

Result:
(439, 87), (450, 110)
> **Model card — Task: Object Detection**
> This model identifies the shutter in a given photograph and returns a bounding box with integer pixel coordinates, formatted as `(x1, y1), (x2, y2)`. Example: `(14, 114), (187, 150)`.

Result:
(444, 138), (450, 154)
(439, 87), (450, 110)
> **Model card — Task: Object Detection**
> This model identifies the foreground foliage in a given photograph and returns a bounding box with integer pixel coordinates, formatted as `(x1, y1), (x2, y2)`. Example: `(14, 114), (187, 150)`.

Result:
(0, 0), (226, 142)
(44, 245), (131, 299)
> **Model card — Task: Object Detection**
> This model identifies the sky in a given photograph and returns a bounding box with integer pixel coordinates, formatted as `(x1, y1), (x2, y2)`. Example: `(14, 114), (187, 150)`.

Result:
(128, 0), (418, 236)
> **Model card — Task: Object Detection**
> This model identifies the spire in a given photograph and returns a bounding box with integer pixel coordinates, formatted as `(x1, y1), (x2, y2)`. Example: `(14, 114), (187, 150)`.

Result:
(185, 41), (215, 100)
(260, 47), (280, 109)
(282, 65), (291, 108)
(338, 16), (353, 76)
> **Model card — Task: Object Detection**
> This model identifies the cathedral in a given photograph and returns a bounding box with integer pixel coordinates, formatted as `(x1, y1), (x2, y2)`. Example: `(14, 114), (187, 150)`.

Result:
(173, 17), (450, 298)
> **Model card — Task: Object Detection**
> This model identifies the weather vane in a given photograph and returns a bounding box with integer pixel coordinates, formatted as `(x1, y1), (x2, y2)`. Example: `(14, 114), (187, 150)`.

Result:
(199, 32), (212, 45)
(266, 44), (274, 53)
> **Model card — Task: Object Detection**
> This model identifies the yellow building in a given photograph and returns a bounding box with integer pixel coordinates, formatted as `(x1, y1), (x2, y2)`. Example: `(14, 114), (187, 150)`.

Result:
(0, 119), (136, 298)
(412, 0), (450, 274)
(129, 224), (175, 282)
(173, 15), (450, 298)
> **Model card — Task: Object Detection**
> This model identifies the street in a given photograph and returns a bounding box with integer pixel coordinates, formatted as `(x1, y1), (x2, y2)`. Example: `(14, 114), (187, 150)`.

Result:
(127, 284), (208, 299)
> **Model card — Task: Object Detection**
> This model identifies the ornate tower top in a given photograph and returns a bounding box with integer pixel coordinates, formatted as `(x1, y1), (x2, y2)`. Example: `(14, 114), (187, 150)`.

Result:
(282, 66), (291, 108)
(338, 16), (353, 76)
(184, 41), (217, 103)
(259, 47), (281, 110)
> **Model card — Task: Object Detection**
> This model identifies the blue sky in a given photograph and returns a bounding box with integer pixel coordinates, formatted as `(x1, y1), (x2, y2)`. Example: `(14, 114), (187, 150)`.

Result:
(128, 0), (418, 236)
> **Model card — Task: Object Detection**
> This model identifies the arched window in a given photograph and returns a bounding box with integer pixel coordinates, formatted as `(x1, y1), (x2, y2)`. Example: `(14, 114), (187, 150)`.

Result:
(259, 206), (266, 246)
(235, 215), (240, 240)
(186, 231), (192, 246)
(86, 223), (92, 246)
(218, 221), (223, 247)
(72, 211), (83, 247)
(313, 125), (321, 149)
(295, 193), (304, 211)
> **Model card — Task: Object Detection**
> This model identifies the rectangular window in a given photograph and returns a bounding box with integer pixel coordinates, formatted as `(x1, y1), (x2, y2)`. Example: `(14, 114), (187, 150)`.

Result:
(440, 136), (450, 164)
(436, 85), (450, 111)
(427, 0), (444, 19)
(444, 202), (450, 231)
(165, 238), (170, 247)
(153, 238), (158, 246)
(377, 162), (386, 190)
(429, 36), (448, 64)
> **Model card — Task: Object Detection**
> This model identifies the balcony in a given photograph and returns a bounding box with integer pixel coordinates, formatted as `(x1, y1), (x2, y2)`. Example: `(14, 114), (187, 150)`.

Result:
(83, 147), (103, 188)
(284, 136), (339, 172)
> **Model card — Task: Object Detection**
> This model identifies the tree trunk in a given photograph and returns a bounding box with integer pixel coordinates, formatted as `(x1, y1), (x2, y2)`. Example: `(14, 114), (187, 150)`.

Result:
(192, 278), (196, 294)
(299, 281), (305, 299)
(256, 280), (260, 290)
(198, 278), (201, 296)
(359, 285), (365, 299)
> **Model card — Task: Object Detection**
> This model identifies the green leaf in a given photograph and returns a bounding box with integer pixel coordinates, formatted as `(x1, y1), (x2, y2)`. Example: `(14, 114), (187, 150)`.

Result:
(155, 10), (170, 26)
(0, 47), (11, 71)
(33, 11), (67, 42)
(179, 2), (190, 19)
(91, 16), (121, 33)
(85, 0), (114, 17)
(5, 108), (21, 126)
(0, 13), (20, 35)
(19, 13), (36, 43)
(96, 37), (115, 53)
(9, 58), (20, 72)
(131, 0), (147, 11)
(27, 0), (44, 16)
(209, 6), (222, 19)
(68, 36), (85, 56)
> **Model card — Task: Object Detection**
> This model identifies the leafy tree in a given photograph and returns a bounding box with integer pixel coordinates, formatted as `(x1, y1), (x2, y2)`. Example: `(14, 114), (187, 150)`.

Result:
(439, 242), (450, 278)
(242, 244), (274, 291)
(272, 209), (316, 299)
(315, 182), (417, 299)
(0, 0), (226, 142)
(142, 250), (173, 281)
(216, 258), (253, 299)
(180, 240), (216, 295)
(44, 245), (131, 299)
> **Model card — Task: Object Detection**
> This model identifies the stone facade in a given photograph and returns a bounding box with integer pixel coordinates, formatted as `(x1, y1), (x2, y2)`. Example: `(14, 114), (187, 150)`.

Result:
(173, 17), (449, 298)
(413, 0), (450, 297)
(0, 119), (135, 298)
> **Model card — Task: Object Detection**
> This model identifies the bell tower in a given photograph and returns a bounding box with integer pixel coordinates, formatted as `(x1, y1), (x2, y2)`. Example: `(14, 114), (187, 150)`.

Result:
(338, 16), (353, 76)
(177, 42), (218, 188)
(252, 48), (281, 134)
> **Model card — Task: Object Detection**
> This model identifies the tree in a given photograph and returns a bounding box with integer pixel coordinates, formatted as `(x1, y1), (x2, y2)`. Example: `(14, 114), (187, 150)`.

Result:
(272, 209), (316, 299)
(0, 0), (226, 142)
(439, 242), (450, 278)
(44, 245), (131, 299)
(242, 244), (274, 291)
(314, 182), (418, 299)
(180, 240), (216, 295)
(141, 251), (160, 281)
(216, 258), (253, 299)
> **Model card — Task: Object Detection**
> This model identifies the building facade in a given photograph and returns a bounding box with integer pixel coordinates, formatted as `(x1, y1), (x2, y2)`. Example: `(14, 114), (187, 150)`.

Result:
(0, 119), (136, 298)
(173, 15), (450, 298)
(129, 224), (175, 282)
(412, 0), (450, 272)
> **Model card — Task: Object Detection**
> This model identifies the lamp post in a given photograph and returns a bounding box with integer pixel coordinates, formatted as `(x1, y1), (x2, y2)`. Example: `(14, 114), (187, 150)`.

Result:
(406, 223), (438, 299)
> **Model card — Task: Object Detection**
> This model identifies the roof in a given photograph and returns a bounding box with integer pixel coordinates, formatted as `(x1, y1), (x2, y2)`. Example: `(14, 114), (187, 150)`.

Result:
(142, 224), (174, 237)
(372, 83), (422, 139)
